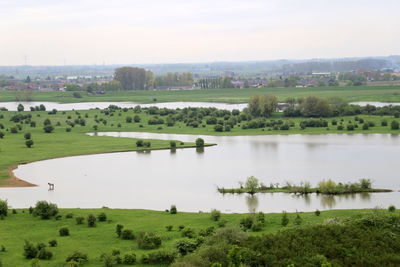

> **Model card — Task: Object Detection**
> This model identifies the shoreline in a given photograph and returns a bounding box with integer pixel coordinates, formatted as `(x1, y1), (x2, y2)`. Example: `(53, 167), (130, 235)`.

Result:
(0, 144), (216, 188)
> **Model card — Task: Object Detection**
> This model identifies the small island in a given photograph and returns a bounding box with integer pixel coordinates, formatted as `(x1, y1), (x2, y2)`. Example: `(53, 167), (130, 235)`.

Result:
(218, 176), (392, 195)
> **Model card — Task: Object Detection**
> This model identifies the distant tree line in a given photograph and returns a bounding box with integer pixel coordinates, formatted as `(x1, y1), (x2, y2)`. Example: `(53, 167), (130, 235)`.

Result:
(197, 77), (234, 89)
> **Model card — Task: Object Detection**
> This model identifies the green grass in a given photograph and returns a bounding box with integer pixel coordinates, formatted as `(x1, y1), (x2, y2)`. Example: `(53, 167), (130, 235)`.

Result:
(1, 108), (399, 184)
(0, 208), (392, 266)
(1, 85), (400, 103)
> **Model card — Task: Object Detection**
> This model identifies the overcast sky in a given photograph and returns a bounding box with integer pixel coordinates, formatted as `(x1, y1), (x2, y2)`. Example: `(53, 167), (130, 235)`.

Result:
(0, 0), (399, 65)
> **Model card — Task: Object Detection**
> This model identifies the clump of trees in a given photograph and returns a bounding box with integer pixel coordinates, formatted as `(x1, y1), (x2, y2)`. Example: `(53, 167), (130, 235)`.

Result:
(248, 94), (278, 117)
(32, 201), (59, 219)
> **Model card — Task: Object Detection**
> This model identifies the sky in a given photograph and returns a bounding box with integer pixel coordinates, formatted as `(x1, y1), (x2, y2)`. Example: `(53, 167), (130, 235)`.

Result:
(0, 0), (399, 65)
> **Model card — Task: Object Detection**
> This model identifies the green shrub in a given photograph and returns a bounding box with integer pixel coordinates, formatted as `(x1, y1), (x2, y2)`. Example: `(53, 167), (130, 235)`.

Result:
(24, 132), (31, 139)
(315, 209), (321, 216)
(65, 213), (74, 219)
(170, 141), (177, 148)
(146, 250), (177, 264)
(33, 201), (58, 219)
(170, 205), (177, 214)
(121, 229), (135, 240)
(98, 212), (107, 222)
(391, 120), (399, 130)
(43, 125), (54, 133)
(294, 214), (303, 226)
(195, 138), (205, 147)
(37, 247), (53, 260)
(75, 217), (85, 225)
(166, 225), (173, 231)
(59, 227), (70, 236)
(281, 211), (289, 226)
(176, 238), (199, 255)
(0, 200), (8, 217)
(136, 139), (144, 147)
(87, 214), (97, 227)
(23, 240), (38, 259)
(210, 209), (221, 221)
(137, 232), (162, 249)
(65, 251), (88, 263)
(48, 239), (57, 247)
(116, 224), (124, 237)
(123, 252), (136, 265)
(181, 228), (196, 238)
(388, 205), (396, 212)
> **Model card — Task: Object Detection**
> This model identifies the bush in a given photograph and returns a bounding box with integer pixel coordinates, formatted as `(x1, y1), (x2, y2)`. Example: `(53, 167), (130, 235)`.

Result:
(136, 139), (144, 147)
(76, 217), (85, 224)
(59, 227), (70, 236)
(98, 212), (107, 222)
(65, 213), (74, 219)
(281, 211), (289, 226)
(388, 205), (396, 212)
(43, 125), (54, 133)
(137, 232), (162, 249)
(23, 240), (38, 259)
(24, 132), (31, 139)
(87, 214), (97, 227)
(315, 209), (321, 216)
(294, 214), (303, 226)
(25, 139), (34, 148)
(33, 201), (58, 219)
(170, 141), (177, 148)
(48, 239), (57, 247)
(166, 225), (173, 231)
(196, 138), (205, 147)
(381, 120), (388, 126)
(0, 200), (8, 217)
(37, 247), (53, 260)
(210, 209), (221, 221)
(0, 132), (4, 139)
(73, 92), (82, 98)
(170, 205), (177, 214)
(391, 120), (399, 130)
(176, 239), (199, 256)
(123, 252), (136, 265)
(65, 251), (88, 263)
(146, 250), (177, 264)
(181, 228), (196, 238)
(121, 229), (135, 240)
(116, 224), (124, 237)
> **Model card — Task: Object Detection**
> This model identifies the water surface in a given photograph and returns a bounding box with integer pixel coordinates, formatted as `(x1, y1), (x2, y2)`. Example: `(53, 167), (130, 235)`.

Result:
(1, 133), (399, 213)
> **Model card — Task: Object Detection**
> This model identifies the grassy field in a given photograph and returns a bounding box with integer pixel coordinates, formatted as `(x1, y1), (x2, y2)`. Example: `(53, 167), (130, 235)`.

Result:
(0, 107), (399, 185)
(1, 85), (400, 103)
(0, 208), (392, 266)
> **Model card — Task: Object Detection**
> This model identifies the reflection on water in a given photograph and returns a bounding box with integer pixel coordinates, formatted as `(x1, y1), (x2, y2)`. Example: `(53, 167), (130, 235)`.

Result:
(320, 195), (336, 209)
(196, 147), (204, 154)
(246, 195), (259, 213)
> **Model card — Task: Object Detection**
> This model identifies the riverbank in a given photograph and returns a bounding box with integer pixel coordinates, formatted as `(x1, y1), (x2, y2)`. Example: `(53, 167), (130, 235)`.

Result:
(218, 187), (392, 195)
(1, 85), (400, 103)
(0, 207), (396, 266)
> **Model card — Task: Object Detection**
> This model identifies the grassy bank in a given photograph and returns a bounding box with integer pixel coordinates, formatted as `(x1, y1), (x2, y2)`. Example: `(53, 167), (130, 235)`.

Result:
(1, 85), (400, 103)
(0, 208), (394, 266)
(0, 106), (399, 185)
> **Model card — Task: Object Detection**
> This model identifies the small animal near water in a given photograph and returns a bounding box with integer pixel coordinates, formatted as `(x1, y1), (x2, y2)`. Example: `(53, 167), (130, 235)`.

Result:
(48, 183), (54, 190)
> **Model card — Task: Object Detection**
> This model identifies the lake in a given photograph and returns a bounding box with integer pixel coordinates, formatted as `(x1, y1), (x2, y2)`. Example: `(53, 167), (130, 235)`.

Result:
(1, 133), (399, 213)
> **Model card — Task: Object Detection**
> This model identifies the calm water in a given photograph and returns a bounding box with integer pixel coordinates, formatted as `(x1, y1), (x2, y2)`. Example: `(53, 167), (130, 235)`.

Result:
(0, 101), (247, 111)
(1, 133), (399, 213)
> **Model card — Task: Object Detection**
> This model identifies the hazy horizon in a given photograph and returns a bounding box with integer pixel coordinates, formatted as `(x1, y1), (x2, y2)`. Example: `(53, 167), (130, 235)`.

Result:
(1, 0), (399, 66)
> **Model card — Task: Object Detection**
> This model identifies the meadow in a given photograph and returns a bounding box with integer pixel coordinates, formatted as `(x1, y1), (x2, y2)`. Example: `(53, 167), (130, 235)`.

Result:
(0, 207), (393, 266)
(1, 85), (400, 104)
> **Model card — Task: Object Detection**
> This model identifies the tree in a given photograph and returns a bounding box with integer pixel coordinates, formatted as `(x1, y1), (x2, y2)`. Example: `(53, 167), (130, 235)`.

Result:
(33, 201), (59, 219)
(25, 139), (34, 148)
(195, 138), (204, 147)
(43, 125), (54, 133)
(25, 76), (31, 83)
(0, 199), (8, 217)
(300, 96), (332, 117)
(245, 176), (259, 193)
(24, 132), (31, 140)
(259, 95), (278, 117)
(248, 95), (261, 117)
(391, 120), (399, 130)
(17, 103), (24, 112)
(114, 67), (149, 90)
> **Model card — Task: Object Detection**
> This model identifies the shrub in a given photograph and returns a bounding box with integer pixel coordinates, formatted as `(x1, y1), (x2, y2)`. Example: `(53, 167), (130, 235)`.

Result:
(315, 209), (321, 216)
(121, 229), (135, 240)
(181, 228), (196, 238)
(23, 240), (38, 259)
(48, 239), (57, 247)
(0, 200), (8, 217)
(178, 225), (185, 231)
(98, 212), (107, 222)
(43, 125), (54, 133)
(73, 92), (82, 98)
(166, 225), (173, 231)
(116, 224), (124, 237)
(123, 252), (136, 265)
(170, 141), (177, 148)
(388, 205), (396, 212)
(146, 250), (177, 264)
(281, 211), (289, 226)
(126, 116), (132, 123)
(37, 247), (53, 260)
(133, 115), (141, 122)
(0, 132), (4, 139)
(195, 138), (205, 147)
(59, 227), (70, 236)
(294, 214), (303, 226)
(176, 238), (199, 255)
(381, 120), (388, 126)
(33, 201), (58, 219)
(10, 126), (18, 133)
(391, 120), (399, 130)
(137, 232), (162, 249)
(251, 221), (263, 232)
(65, 251), (88, 263)
(65, 213), (74, 219)
(170, 205), (177, 214)
(101, 253), (118, 267)
(75, 217), (84, 225)
(136, 139), (144, 147)
(24, 132), (31, 139)
(25, 139), (34, 148)
(210, 209), (221, 221)
(87, 214), (97, 227)
(240, 216), (254, 231)
(360, 178), (372, 189)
